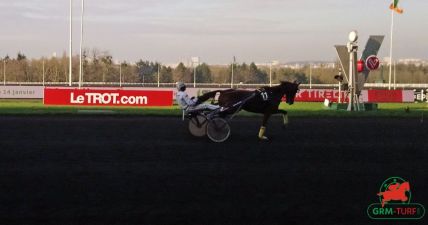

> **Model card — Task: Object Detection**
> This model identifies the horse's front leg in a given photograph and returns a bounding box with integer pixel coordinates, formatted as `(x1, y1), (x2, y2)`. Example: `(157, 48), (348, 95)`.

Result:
(258, 113), (271, 140)
(272, 109), (288, 128)
(279, 109), (289, 127)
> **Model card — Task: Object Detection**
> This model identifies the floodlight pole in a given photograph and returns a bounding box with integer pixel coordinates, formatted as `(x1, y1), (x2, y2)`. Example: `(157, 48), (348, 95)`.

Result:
(348, 48), (354, 111)
(78, 0), (84, 89)
(347, 31), (359, 111)
(69, 0), (72, 86)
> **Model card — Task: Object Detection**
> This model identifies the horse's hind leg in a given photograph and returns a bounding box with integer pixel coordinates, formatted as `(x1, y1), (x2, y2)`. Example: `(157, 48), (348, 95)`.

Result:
(258, 113), (271, 140)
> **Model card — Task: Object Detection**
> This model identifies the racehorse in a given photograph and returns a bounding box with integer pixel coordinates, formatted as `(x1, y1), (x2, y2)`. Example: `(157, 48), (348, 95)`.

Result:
(198, 81), (300, 140)
(377, 182), (410, 207)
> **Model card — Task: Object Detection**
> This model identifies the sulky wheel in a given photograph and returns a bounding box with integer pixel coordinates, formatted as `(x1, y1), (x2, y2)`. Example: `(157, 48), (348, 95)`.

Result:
(188, 115), (208, 137)
(206, 117), (231, 142)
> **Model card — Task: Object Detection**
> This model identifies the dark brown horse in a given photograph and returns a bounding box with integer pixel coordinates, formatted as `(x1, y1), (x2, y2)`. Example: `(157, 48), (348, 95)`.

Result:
(199, 81), (300, 140)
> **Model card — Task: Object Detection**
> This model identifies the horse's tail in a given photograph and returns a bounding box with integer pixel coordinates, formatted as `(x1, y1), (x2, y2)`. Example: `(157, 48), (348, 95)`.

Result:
(197, 90), (224, 103)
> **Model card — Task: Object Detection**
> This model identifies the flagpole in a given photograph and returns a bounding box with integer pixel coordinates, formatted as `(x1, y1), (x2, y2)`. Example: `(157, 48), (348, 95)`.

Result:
(388, 2), (394, 90)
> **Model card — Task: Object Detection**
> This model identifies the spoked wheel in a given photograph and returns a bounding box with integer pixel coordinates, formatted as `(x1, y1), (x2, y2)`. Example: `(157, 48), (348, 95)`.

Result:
(188, 115), (208, 137)
(206, 117), (231, 142)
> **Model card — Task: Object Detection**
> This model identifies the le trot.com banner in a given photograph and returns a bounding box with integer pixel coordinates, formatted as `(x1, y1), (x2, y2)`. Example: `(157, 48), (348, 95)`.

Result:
(44, 88), (173, 107)
(43, 87), (414, 107)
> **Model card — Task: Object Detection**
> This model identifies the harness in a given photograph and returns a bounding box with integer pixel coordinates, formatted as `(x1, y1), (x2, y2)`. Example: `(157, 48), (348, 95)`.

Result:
(227, 92), (257, 120)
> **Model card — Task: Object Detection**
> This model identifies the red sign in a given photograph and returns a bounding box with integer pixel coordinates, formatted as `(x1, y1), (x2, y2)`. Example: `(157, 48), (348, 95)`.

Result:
(366, 55), (380, 70)
(357, 60), (365, 72)
(294, 89), (347, 102)
(44, 88), (173, 106)
(286, 89), (413, 103)
(363, 90), (406, 103)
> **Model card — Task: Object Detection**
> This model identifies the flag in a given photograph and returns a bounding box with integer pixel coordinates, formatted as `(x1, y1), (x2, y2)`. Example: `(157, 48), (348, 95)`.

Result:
(389, 0), (404, 14)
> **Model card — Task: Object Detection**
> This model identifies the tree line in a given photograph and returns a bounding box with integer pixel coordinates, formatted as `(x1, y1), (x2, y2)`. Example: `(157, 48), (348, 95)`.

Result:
(1, 50), (428, 84)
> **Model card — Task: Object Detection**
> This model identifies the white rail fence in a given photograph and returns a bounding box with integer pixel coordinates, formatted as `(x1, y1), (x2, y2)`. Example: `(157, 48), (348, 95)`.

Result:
(2, 82), (428, 89)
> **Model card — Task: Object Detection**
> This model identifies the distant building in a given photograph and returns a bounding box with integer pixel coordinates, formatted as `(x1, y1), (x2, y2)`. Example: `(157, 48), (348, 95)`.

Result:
(282, 61), (336, 69)
(383, 57), (428, 66)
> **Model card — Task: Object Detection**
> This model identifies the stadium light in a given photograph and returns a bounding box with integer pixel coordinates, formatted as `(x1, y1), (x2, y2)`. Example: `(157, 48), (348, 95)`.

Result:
(348, 30), (358, 43)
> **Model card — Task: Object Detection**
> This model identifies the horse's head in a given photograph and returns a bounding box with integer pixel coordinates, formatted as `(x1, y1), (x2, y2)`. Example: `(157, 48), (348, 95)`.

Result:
(400, 182), (410, 192)
(281, 81), (300, 105)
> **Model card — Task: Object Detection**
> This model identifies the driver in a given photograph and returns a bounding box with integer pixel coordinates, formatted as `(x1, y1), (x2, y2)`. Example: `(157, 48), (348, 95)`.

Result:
(176, 82), (220, 112)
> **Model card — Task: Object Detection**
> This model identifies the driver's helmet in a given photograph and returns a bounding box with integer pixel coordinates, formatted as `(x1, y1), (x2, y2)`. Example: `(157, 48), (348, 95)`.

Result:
(176, 82), (186, 91)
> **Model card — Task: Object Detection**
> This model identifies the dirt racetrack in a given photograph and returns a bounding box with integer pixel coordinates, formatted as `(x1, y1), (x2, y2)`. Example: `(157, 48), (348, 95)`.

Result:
(0, 115), (427, 225)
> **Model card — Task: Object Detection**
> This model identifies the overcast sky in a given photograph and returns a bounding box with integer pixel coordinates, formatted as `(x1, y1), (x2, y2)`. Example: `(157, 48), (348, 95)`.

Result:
(0, 0), (426, 64)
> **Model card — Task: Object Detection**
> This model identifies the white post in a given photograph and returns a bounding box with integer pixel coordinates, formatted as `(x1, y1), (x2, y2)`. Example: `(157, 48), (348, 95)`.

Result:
(119, 63), (122, 87)
(193, 63), (196, 88)
(69, 0), (72, 86)
(269, 63), (272, 87)
(394, 61), (397, 90)
(78, 0), (84, 89)
(3, 59), (5, 86)
(309, 64), (312, 89)
(347, 30), (358, 111)
(338, 81), (342, 103)
(42, 59), (45, 86)
(157, 63), (160, 87)
(231, 56), (235, 88)
(388, 8), (394, 90)
(348, 49), (354, 111)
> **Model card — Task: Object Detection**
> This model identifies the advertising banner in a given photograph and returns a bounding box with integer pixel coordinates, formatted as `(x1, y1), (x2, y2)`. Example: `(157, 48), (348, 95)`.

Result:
(361, 90), (414, 103)
(294, 89), (347, 102)
(293, 89), (414, 103)
(0, 86), (44, 99)
(44, 88), (173, 107)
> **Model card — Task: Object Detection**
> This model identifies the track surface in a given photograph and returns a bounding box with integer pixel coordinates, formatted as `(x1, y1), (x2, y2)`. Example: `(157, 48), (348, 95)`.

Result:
(0, 116), (427, 225)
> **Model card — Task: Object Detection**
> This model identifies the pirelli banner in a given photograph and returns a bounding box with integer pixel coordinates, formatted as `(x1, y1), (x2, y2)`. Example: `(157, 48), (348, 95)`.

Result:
(44, 88), (173, 107)
(295, 89), (414, 103)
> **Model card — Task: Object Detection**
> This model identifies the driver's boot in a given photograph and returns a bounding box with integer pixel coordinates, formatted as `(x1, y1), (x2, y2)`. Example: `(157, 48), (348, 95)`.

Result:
(258, 126), (268, 140)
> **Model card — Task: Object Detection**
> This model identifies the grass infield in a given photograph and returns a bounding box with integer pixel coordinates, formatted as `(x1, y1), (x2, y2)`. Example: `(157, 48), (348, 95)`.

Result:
(0, 99), (427, 117)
